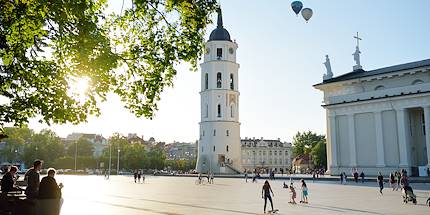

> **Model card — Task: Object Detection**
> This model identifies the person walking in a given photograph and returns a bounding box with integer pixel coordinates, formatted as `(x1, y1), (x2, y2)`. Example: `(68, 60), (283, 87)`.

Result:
(360, 171), (365, 183)
(340, 173), (344, 184)
(300, 179), (309, 204)
(389, 172), (396, 191)
(210, 173), (214, 184)
(245, 172), (248, 183)
(261, 180), (275, 213)
(354, 170), (359, 183)
(133, 170), (138, 183)
(138, 171), (142, 183)
(312, 171), (316, 182)
(25, 160), (43, 198)
(377, 172), (384, 195)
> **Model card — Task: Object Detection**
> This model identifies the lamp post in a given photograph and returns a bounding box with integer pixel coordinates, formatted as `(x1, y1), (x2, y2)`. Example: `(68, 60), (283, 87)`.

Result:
(14, 149), (18, 164)
(108, 142), (112, 179)
(117, 148), (120, 175)
(74, 140), (78, 172)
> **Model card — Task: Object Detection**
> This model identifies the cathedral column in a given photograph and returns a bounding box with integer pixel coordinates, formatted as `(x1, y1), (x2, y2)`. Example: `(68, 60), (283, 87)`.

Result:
(374, 111), (385, 167)
(422, 106), (430, 166)
(347, 113), (357, 167)
(396, 108), (410, 167)
(327, 111), (338, 170)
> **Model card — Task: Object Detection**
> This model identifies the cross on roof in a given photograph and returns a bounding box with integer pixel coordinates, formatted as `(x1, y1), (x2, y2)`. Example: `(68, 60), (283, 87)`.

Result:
(354, 32), (362, 47)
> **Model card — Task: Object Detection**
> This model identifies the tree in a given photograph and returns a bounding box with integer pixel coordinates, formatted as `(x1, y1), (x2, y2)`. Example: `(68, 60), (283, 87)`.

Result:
(23, 129), (65, 167)
(310, 140), (327, 168)
(0, 0), (218, 127)
(67, 137), (94, 157)
(292, 131), (325, 157)
(0, 127), (33, 162)
(292, 131), (327, 168)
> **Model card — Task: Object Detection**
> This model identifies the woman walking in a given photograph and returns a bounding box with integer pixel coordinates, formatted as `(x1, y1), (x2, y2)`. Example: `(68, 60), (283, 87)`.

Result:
(289, 182), (297, 204)
(261, 180), (275, 213)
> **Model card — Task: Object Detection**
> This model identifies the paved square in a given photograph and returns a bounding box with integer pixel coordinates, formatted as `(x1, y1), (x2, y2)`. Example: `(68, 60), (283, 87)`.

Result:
(58, 175), (430, 215)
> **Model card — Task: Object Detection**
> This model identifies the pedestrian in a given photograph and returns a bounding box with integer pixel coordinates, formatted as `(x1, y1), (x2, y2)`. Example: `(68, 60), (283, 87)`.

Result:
(340, 172), (344, 184)
(138, 170), (142, 183)
(134, 170), (138, 183)
(427, 167), (430, 177)
(389, 172), (396, 191)
(312, 171), (315, 182)
(289, 182), (297, 204)
(25, 160), (43, 198)
(395, 171), (401, 191)
(360, 171), (365, 183)
(261, 180), (275, 213)
(210, 173), (214, 184)
(343, 172), (347, 184)
(300, 179), (308, 204)
(377, 172), (384, 195)
(354, 170), (359, 183)
(245, 171), (248, 183)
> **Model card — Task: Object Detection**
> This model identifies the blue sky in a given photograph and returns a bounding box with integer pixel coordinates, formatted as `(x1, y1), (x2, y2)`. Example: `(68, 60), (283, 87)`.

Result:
(29, 0), (430, 142)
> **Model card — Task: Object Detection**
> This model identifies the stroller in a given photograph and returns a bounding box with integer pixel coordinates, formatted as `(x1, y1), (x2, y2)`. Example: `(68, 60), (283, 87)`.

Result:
(402, 185), (417, 204)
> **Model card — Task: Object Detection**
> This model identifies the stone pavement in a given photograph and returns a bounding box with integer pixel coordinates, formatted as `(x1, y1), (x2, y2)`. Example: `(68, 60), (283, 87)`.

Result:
(57, 175), (430, 215)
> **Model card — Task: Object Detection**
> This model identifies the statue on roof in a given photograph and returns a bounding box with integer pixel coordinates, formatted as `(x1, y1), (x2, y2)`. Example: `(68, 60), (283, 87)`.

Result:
(352, 32), (363, 70)
(323, 55), (333, 80)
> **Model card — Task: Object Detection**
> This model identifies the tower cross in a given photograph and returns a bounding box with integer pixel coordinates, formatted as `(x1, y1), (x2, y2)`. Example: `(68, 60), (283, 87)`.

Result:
(354, 32), (362, 47)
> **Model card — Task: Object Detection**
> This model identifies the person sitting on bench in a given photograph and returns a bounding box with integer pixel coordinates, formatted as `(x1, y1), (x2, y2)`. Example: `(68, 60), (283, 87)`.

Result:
(1, 166), (22, 194)
(38, 168), (63, 199)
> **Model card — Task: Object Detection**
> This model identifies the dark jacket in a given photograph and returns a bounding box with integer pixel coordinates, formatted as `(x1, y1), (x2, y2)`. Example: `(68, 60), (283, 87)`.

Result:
(25, 168), (40, 198)
(1, 172), (15, 193)
(38, 176), (61, 199)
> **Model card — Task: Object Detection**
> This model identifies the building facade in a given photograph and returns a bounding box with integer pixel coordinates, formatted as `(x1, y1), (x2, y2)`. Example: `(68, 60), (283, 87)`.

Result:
(167, 142), (197, 160)
(65, 133), (107, 158)
(196, 8), (242, 174)
(315, 58), (430, 176)
(241, 138), (292, 173)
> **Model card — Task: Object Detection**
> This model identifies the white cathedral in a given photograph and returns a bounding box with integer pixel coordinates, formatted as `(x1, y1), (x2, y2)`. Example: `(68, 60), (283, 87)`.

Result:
(315, 38), (430, 176)
(196, 9), (242, 174)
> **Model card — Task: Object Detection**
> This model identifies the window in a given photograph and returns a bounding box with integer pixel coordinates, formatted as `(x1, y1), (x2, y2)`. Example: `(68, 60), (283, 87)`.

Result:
(213, 129), (216, 136)
(374, 85), (385, 90)
(230, 74), (234, 90)
(269, 151), (272, 156)
(202, 147), (204, 152)
(213, 146), (216, 152)
(226, 145), (229, 152)
(231, 105), (234, 118)
(204, 73), (208, 89)
(217, 104), (221, 117)
(217, 72), (222, 88)
(412, 79), (424, 85)
(274, 151), (277, 156)
(285, 151), (288, 156)
(203, 130), (205, 136)
(217, 48), (222, 59)
(205, 104), (208, 118)
(226, 130), (229, 136)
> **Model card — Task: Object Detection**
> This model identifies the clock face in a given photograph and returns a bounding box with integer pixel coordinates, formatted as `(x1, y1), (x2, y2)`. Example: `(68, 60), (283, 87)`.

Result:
(205, 48), (210, 54)
(229, 47), (234, 54)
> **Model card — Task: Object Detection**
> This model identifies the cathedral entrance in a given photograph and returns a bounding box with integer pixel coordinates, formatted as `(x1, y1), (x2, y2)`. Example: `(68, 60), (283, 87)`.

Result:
(408, 108), (428, 169)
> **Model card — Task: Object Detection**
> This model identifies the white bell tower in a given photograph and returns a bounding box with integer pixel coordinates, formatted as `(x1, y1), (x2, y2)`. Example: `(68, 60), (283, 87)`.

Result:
(196, 8), (242, 174)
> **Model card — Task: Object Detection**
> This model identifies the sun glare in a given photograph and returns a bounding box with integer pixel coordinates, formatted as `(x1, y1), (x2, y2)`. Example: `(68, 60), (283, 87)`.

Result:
(68, 77), (90, 102)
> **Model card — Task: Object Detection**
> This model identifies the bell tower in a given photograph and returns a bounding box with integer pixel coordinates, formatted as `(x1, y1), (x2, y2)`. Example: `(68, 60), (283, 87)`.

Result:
(196, 8), (242, 174)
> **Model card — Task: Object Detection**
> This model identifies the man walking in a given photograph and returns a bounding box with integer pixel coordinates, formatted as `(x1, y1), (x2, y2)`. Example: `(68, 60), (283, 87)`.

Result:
(377, 172), (384, 195)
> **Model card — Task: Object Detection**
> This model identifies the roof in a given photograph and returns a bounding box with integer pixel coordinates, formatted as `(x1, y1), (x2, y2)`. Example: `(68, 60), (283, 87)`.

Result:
(315, 58), (430, 86)
(208, 8), (231, 42)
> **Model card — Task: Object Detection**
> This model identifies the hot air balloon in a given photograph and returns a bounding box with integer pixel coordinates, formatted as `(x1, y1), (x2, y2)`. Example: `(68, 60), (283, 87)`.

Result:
(291, 1), (303, 16)
(301, 8), (313, 22)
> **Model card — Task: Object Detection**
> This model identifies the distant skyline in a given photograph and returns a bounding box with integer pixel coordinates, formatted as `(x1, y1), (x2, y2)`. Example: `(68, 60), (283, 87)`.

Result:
(26, 0), (430, 142)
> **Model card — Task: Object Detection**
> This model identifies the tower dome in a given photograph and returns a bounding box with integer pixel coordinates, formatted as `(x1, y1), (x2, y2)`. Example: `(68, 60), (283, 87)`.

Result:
(208, 8), (231, 42)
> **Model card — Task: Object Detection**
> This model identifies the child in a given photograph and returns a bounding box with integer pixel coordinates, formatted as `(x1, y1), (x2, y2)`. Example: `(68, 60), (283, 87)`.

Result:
(300, 179), (309, 203)
(289, 183), (297, 204)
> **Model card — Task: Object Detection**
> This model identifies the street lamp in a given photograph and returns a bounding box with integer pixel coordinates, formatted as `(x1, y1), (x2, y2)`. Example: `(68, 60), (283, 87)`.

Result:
(108, 142), (112, 179)
(74, 140), (78, 172)
(117, 148), (120, 175)
(14, 149), (18, 164)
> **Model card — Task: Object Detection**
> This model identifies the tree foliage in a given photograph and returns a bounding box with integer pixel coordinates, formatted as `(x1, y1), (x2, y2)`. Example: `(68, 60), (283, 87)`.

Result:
(66, 136), (94, 157)
(292, 131), (327, 168)
(0, 0), (218, 127)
